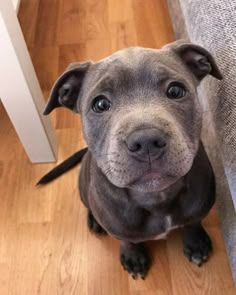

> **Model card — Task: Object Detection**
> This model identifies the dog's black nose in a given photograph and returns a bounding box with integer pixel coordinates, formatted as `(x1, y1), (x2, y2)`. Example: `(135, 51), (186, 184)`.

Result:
(126, 129), (167, 161)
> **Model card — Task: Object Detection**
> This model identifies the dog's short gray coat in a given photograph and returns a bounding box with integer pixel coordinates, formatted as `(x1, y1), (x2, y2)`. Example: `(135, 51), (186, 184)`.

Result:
(43, 41), (222, 278)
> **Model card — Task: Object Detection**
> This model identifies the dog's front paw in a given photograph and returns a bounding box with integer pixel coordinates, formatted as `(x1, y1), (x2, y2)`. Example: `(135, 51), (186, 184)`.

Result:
(87, 211), (107, 235)
(183, 224), (212, 266)
(120, 242), (151, 279)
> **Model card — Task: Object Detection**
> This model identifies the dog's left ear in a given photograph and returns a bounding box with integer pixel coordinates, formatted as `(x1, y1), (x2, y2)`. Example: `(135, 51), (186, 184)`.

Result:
(43, 61), (92, 115)
(167, 42), (223, 81)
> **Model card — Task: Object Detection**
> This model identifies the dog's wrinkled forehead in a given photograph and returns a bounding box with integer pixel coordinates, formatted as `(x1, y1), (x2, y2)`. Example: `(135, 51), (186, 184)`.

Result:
(101, 47), (178, 68)
(87, 47), (191, 92)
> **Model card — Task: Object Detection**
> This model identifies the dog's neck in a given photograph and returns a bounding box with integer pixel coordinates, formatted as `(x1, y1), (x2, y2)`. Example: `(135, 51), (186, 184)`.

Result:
(126, 177), (187, 210)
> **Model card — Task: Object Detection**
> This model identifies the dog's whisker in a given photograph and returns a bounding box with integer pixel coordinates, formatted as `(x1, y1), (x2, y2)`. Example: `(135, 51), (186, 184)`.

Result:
(97, 152), (121, 158)
(100, 160), (126, 169)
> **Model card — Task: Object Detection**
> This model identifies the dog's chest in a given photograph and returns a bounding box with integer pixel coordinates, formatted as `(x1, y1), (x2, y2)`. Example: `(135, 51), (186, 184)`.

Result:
(152, 215), (181, 240)
(124, 191), (183, 238)
(108, 196), (183, 242)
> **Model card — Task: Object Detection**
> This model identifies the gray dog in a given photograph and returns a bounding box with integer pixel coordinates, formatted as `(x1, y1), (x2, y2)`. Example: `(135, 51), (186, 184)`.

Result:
(39, 41), (222, 279)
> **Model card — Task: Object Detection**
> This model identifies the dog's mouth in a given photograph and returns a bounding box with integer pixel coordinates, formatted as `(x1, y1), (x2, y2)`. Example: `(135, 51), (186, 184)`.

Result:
(130, 169), (173, 185)
(127, 170), (176, 192)
(137, 172), (163, 183)
(141, 172), (162, 180)
(122, 164), (179, 191)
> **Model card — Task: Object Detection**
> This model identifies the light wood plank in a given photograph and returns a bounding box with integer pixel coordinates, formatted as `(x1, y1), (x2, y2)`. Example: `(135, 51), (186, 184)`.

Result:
(18, 0), (39, 46)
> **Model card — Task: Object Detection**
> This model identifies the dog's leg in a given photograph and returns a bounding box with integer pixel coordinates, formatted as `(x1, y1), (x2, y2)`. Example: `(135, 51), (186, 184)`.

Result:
(120, 241), (151, 279)
(182, 223), (212, 266)
(87, 210), (107, 235)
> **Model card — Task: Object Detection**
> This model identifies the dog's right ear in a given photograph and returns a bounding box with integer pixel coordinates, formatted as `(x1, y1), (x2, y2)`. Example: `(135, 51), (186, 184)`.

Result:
(43, 61), (92, 115)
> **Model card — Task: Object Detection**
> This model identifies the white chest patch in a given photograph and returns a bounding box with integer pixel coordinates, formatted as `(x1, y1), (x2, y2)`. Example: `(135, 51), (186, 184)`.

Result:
(153, 215), (180, 240)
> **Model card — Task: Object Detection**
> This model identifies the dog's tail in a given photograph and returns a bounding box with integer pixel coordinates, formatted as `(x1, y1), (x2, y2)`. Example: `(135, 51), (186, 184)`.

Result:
(37, 147), (88, 185)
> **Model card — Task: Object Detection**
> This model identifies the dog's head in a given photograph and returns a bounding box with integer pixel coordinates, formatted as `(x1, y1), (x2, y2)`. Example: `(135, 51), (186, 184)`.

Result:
(44, 41), (222, 192)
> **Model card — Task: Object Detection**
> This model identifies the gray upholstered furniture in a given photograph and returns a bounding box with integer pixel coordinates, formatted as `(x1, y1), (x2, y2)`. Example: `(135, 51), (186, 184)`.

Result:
(167, 0), (236, 282)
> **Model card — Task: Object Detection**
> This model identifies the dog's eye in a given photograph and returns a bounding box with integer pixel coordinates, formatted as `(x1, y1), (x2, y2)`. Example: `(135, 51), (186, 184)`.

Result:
(92, 96), (111, 113)
(166, 82), (186, 99)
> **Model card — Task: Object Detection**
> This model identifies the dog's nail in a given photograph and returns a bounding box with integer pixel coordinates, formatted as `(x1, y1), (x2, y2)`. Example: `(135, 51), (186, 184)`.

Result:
(197, 262), (202, 267)
(191, 256), (202, 266)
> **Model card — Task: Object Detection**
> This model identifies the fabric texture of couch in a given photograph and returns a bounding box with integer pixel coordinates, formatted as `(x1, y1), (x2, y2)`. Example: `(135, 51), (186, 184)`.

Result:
(167, 0), (236, 282)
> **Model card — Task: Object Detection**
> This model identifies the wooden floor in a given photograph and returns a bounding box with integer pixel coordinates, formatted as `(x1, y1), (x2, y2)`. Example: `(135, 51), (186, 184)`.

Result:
(0, 0), (235, 294)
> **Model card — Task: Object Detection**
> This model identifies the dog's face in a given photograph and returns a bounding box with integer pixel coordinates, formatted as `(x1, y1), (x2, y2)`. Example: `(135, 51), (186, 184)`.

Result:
(44, 41), (222, 192)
